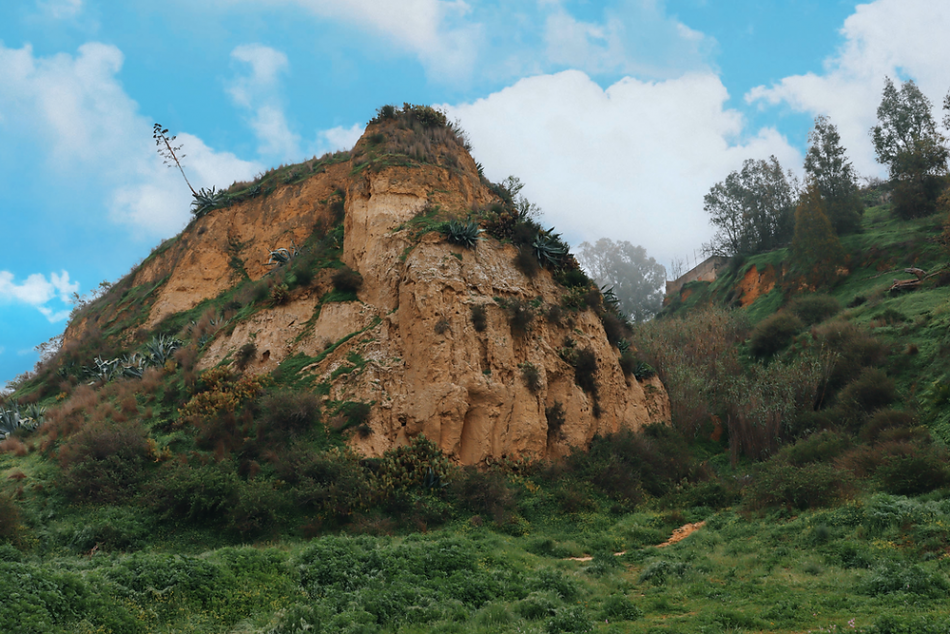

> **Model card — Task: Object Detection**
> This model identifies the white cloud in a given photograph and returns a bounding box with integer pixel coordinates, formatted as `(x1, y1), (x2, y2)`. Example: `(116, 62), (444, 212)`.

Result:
(37, 0), (82, 19)
(446, 70), (798, 268)
(0, 42), (261, 238)
(746, 0), (950, 177)
(311, 123), (363, 156)
(0, 270), (79, 323)
(238, 0), (480, 80)
(541, 2), (715, 79)
(229, 44), (300, 160)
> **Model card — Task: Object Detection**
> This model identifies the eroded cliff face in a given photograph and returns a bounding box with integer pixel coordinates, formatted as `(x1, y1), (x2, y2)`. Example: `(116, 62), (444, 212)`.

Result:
(67, 119), (670, 464)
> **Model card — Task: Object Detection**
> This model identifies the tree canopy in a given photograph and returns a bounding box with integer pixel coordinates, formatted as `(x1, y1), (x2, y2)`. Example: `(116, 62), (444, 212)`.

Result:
(870, 78), (948, 218)
(704, 156), (797, 256)
(791, 184), (847, 288)
(575, 238), (666, 323)
(804, 116), (863, 234)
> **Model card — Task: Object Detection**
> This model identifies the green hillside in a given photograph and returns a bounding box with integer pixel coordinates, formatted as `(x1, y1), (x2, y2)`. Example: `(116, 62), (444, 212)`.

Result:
(4, 130), (950, 632)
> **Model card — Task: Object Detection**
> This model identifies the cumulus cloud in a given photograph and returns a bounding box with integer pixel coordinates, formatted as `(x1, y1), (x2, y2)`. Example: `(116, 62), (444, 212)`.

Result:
(0, 42), (261, 238)
(229, 44), (300, 160)
(0, 270), (79, 323)
(746, 0), (950, 177)
(446, 70), (798, 268)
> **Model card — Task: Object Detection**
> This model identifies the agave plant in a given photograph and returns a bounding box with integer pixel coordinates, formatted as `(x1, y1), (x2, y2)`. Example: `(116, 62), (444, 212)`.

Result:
(266, 241), (299, 266)
(532, 230), (567, 268)
(191, 186), (228, 218)
(119, 353), (149, 379)
(85, 355), (121, 383)
(146, 334), (183, 366)
(441, 219), (482, 249)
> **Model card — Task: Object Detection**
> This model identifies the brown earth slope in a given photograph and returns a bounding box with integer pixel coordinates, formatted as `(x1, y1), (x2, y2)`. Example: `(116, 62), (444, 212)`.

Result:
(63, 115), (669, 464)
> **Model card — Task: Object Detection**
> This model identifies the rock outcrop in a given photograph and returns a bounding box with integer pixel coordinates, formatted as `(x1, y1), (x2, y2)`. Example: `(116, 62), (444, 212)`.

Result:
(64, 113), (670, 464)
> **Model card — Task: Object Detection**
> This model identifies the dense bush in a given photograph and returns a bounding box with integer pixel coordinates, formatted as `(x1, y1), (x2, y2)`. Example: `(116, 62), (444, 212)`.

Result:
(572, 348), (598, 395)
(749, 311), (803, 358)
(0, 495), (21, 545)
(860, 409), (916, 442)
(778, 430), (851, 466)
(470, 303), (488, 332)
(331, 267), (363, 294)
(835, 368), (896, 426)
(744, 461), (851, 510)
(256, 390), (321, 438)
(59, 420), (149, 504)
(873, 442), (950, 495)
(787, 294), (841, 326)
(810, 320), (887, 394)
(506, 298), (534, 336)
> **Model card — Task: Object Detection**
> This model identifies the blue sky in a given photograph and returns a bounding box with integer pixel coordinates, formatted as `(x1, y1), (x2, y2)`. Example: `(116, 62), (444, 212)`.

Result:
(3, 0), (950, 386)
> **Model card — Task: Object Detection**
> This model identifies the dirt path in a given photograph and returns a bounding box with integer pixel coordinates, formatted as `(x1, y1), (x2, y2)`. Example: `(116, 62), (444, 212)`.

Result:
(565, 521), (706, 561)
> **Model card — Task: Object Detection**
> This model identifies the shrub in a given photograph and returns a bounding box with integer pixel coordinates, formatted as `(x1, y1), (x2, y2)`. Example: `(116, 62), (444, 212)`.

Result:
(601, 595), (643, 621)
(0, 495), (21, 545)
(600, 312), (631, 348)
(744, 461), (851, 510)
(810, 320), (887, 393)
(59, 420), (149, 504)
(271, 283), (290, 305)
(778, 430), (850, 466)
(546, 605), (593, 633)
(434, 318), (451, 335)
(572, 348), (598, 394)
(874, 443), (950, 495)
(520, 362), (542, 393)
(787, 294), (841, 326)
(545, 401), (566, 439)
(836, 367), (896, 425)
(860, 409), (916, 442)
(861, 561), (949, 597)
(514, 244), (540, 278)
(749, 311), (803, 358)
(470, 304), (488, 332)
(257, 390), (321, 438)
(331, 267), (363, 294)
(506, 298), (534, 336)
(235, 342), (257, 370)
(448, 467), (517, 526)
(148, 459), (241, 526)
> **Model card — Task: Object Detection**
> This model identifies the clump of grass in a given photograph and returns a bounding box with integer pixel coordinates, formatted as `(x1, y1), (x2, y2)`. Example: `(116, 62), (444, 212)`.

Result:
(434, 318), (451, 335)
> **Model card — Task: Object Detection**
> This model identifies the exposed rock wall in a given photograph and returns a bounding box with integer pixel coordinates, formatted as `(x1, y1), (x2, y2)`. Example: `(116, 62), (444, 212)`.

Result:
(69, 120), (670, 465)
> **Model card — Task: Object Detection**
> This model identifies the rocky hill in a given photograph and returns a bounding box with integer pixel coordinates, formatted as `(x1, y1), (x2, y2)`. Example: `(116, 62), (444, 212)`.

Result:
(51, 105), (668, 465)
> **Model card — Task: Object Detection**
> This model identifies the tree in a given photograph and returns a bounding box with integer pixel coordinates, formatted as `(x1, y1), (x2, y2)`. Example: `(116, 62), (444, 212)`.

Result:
(870, 78), (948, 218)
(804, 115), (863, 234)
(575, 239), (666, 322)
(790, 184), (846, 288)
(704, 156), (797, 256)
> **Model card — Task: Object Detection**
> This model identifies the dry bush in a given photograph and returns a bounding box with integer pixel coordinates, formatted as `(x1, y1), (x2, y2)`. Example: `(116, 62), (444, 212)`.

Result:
(632, 307), (748, 438)
(810, 320), (887, 394)
(42, 384), (99, 439)
(119, 394), (140, 416)
(519, 363), (542, 393)
(600, 312), (631, 348)
(191, 308), (222, 341)
(174, 345), (198, 373)
(139, 367), (163, 396)
(59, 420), (149, 503)
(0, 437), (28, 456)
